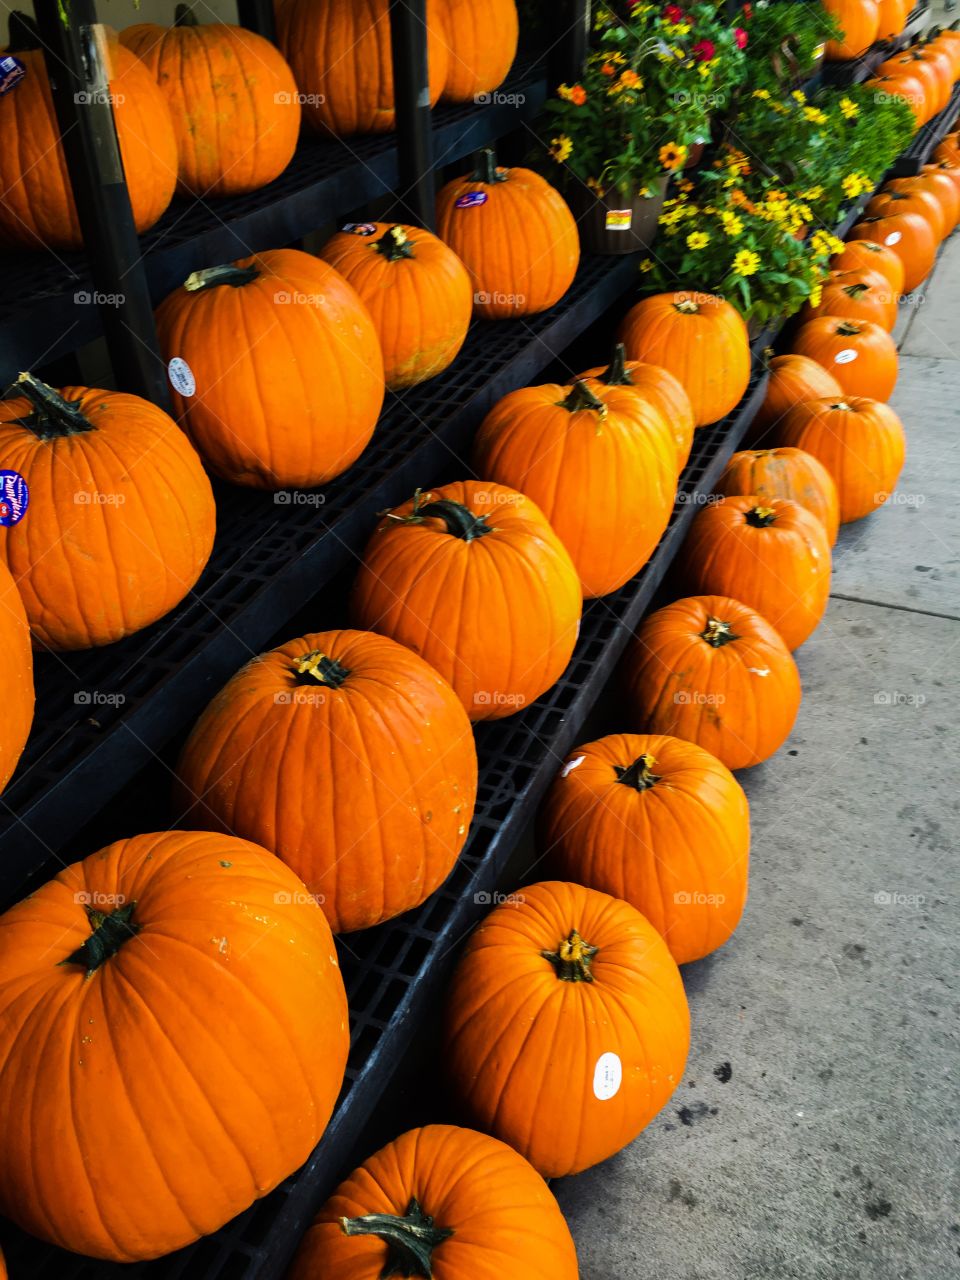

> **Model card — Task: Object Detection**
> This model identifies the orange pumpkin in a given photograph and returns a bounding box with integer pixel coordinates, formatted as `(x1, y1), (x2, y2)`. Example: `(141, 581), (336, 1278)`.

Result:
(351, 481), (582, 719)
(472, 378), (676, 598)
(876, 0), (909, 40)
(319, 223), (473, 389)
(934, 136), (960, 166)
(902, 169), (960, 233)
(790, 316), (898, 400)
(0, 560), (33, 796)
(621, 595), (802, 770)
(879, 51), (947, 115)
(0, 375), (215, 651)
(444, 880), (690, 1177)
(775, 395), (906, 522)
(155, 249), (384, 488)
(438, 0), (520, 101)
(848, 212), (937, 292)
(929, 28), (960, 77)
(289, 1124), (579, 1280)
(744, 353), (844, 448)
(619, 291), (751, 427)
(830, 238), (905, 295)
(824, 0), (880, 59)
(540, 733), (749, 964)
(715, 447), (840, 544)
(922, 158), (960, 206)
(907, 48), (955, 113)
(865, 73), (929, 127)
(801, 269), (898, 331)
(0, 831), (349, 1262)
(865, 187), (945, 243)
(436, 150), (579, 318)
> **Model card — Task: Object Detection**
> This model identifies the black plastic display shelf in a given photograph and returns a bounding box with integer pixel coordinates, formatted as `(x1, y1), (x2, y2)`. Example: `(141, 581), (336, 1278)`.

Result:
(887, 77), (960, 176)
(0, 58), (547, 384)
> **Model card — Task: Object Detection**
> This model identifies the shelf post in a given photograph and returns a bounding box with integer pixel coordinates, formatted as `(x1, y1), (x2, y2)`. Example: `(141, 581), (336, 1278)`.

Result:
(547, 0), (591, 88)
(388, 0), (436, 230)
(236, 0), (278, 42)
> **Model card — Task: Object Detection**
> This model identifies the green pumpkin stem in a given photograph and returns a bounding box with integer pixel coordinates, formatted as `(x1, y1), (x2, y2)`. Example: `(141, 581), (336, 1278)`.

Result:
(560, 380), (608, 417)
(339, 1198), (453, 1279)
(60, 902), (139, 979)
(184, 264), (259, 292)
(14, 373), (95, 440)
(291, 651), (351, 688)
(842, 283), (870, 299)
(595, 343), (633, 386)
(745, 504), (777, 527)
(471, 148), (508, 185)
(6, 10), (41, 50)
(674, 298), (700, 314)
(174, 3), (199, 26)
(701, 616), (739, 647)
(615, 753), (661, 791)
(542, 929), (598, 983)
(414, 499), (493, 541)
(374, 226), (416, 261)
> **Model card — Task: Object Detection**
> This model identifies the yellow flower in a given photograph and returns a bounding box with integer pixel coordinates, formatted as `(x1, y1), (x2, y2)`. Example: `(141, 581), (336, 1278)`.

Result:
(839, 96), (859, 120)
(809, 283), (823, 308)
(659, 207), (683, 226)
(732, 249), (760, 277)
(586, 177), (605, 195)
(792, 90), (807, 105)
(674, 21), (691, 33)
(803, 106), (828, 125)
(659, 141), (687, 171)
(678, 179), (695, 194)
(697, 62), (711, 78)
(753, 89), (770, 100)
(841, 172), (863, 199)
(618, 69), (643, 89)
(687, 231), (711, 250)
(639, 258), (656, 273)
(799, 185), (824, 201)
(557, 83), (574, 102)
(766, 190), (787, 202)
(721, 212), (744, 237)
(548, 134), (573, 164)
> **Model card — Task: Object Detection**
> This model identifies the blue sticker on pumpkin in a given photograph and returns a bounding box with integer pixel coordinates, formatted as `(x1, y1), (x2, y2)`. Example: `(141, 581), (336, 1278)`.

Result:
(0, 471), (28, 526)
(0, 56), (25, 96)
(454, 192), (488, 209)
(342, 222), (377, 236)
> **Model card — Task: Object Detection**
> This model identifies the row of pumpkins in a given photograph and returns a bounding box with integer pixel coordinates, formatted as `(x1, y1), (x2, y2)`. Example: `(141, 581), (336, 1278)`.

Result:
(826, 0), (949, 66)
(0, 106), (950, 1266)
(0, 0), (518, 250)
(865, 27), (960, 125)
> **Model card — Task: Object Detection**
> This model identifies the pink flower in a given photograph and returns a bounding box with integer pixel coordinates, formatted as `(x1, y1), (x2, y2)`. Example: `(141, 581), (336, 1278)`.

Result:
(663, 3), (684, 21)
(692, 38), (715, 61)
(734, 26), (748, 48)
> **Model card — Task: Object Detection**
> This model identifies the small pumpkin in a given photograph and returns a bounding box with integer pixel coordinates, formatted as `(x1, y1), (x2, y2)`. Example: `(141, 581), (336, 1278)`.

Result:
(541, 733), (749, 964)
(155, 249), (384, 488)
(823, 0), (880, 59)
(848, 212), (937, 293)
(715, 447), (840, 544)
(790, 316), (898, 401)
(744, 353), (843, 448)
(830, 237), (905, 295)
(895, 170), (960, 234)
(876, 0), (909, 40)
(0, 831), (349, 1262)
(775, 395), (906, 522)
(618, 291), (751, 428)
(351, 481), (582, 719)
(444, 880), (690, 1177)
(472, 377), (676, 598)
(865, 187), (945, 243)
(289, 1124), (579, 1280)
(0, 375), (215, 651)
(922, 158), (960, 205)
(621, 595), (802, 770)
(437, 0), (520, 102)
(0, 560), (33, 796)
(436, 150), (579, 319)
(800, 269), (898, 331)
(175, 630), (478, 934)
(319, 223), (473, 389)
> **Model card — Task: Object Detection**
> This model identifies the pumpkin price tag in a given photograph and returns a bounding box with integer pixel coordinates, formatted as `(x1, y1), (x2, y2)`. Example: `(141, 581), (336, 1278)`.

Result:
(560, 755), (586, 778)
(593, 1052), (623, 1101)
(342, 222), (377, 236)
(455, 192), (488, 209)
(834, 348), (858, 364)
(605, 209), (633, 232)
(0, 55), (25, 96)
(0, 470), (29, 526)
(168, 357), (196, 397)
(884, 231), (902, 246)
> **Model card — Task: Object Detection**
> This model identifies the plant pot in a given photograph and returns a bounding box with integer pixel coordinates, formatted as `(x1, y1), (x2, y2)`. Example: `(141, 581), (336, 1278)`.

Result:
(684, 141), (706, 170)
(566, 178), (669, 255)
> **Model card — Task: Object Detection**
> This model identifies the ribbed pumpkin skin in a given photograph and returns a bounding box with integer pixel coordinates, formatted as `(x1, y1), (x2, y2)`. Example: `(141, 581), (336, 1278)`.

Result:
(0, 384), (215, 651)
(351, 481), (582, 719)
(848, 212), (937, 292)
(0, 562), (33, 795)
(934, 136), (960, 167)
(866, 72), (928, 127)
(175, 630), (477, 934)
(715, 447), (840, 545)
(879, 53), (944, 117)
(277, 0), (448, 135)
(444, 881), (690, 1177)
(438, 0), (520, 100)
(801, 269), (898, 331)
(866, 188), (945, 243)
(618, 292), (750, 427)
(436, 163), (579, 318)
(830, 238), (905, 295)
(319, 223), (473, 389)
(776, 395), (906, 522)
(680, 496), (832, 651)
(824, 0), (879, 59)
(120, 18), (300, 197)
(876, 0), (908, 39)
(891, 172), (960, 234)
(922, 159), (960, 207)
(0, 830), (349, 1262)
(155, 249), (384, 488)
(745, 354), (843, 447)
(540, 733), (749, 964)
(790, 316), (898, 401)
(621, 595), (801, 770)
(289, 1125), (579, 1280)
(0, 45), (177, 250)
(472, 382), (676, 598)
(578, 356), (695, 472)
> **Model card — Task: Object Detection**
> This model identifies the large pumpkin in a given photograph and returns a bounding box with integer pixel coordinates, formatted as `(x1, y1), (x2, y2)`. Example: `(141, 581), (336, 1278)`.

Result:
(0, 20), (177, 249)
(865, 72), (929, 128)
(790, 316), (898, 400)
(289, 1125), (579, 1280)
(715, 447), (840, 544)
(277, 0), (448, 135)
(436, 149), (579, 319)
(0, 830), (349, 1262)
(0, 375), (215, 651)
(865, 187), (945, 243)
(800, 269), (898, 331)
(889, 171), (960, 235)
(618, 291), (751, 427)
(444, 881), (690, 1177)
(922, 158), (960, 207)
(319, 223), (473, 389)
(680, 495), (832, 651)
(876, 0), (909, 40)
(830, 237), (905, 294)
(621, 595), (802, 770)
(472, 378), (676, 598)
(121, 6), (299, 197)
(175, 630), (477, 934)
(776, 395), (906, 522)
(848, 211), (937, 292)
(744, 353), (843, 448)
(878, 51), (947, 115)
(155, 249), (384, 488)
(0, 560), (33, 796)
(823, 0), (879, 59)
(540, 733), (749, 964)
(351, 481), (582, 719)
(438, 0), (520, 101)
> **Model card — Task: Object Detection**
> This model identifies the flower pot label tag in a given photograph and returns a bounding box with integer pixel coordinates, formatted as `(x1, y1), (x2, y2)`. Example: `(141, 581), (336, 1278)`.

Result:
(593, 1052), (623, 1101)
(168, 357), (196, 397)
(342, 222), (377, 236)
(0, 56), (25, 96)
(834, 349), (858, 364)
(813, 43), (826, 61)
(884, 231), (902, 246)
(0, 470), (28, 526)
(605, 209), (633, 232)
(455, 192), (488, 209)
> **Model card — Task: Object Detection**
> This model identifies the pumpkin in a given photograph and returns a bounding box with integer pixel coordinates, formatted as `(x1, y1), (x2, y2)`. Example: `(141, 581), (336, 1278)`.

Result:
(866, 187), (945, 243)
(444, 880), (690, 1177)
(922, 158), (960, 206)
(436, 149), (579, 318)
(351, 482), (581, 719)
(790, 316), (898, 400)
(277, 0), (448, 135)
(848, 212), (937, 292)
(776, 395), (906, 522)
(876, 0), (909, 40)
(934, 136), (960, 166)
(318, 223), (472, 389)
(155, 249), (384, 488)
(0, 560), (33, 796)
(472, 378), (676, 598)
(929, 28), (960, 76)
(289, 1124), (579, 1280)
(715, 447), (840, 545)
(866, 73), (929, 127)
(175, 630), (477, 934)
(800, 269), (898, 331)
(830, 237), (905, 295)
(744, 353), (844, 448)
(0, 1242), (4, 1278)
(880, 50), (951, 115)
(540, 733), (749, 964)
(823, 0), (880, 59)
(903, 168), (960, 232)
(0, 374), (215, 651)
(438, 0), (520, 101)
(680, 496), (831, 650)
(578, 343), (696, 473)
(906, 48), (955, 112)
(0, 830), (349, 1262)
(621, 594), (802, 769)
(0, 18), (177, 250)
(618, 291), (751, 428)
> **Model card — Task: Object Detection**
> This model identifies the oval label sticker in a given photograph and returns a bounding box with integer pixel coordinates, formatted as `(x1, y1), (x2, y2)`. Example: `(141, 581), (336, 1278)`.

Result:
(593, 1052), (623, 1101)
(455, 192), (488, 209)
(0, 470), (29, 526)
(168, 357), (196, 397)
(342, 222), (377, 236)
(560, 755), (586, 778)
(884, 231), (902, 246)
(834, 348), (858, 365)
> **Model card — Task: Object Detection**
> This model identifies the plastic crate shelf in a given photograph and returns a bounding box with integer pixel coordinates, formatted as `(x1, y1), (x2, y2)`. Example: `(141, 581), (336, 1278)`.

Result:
(888, 78), (960, 177)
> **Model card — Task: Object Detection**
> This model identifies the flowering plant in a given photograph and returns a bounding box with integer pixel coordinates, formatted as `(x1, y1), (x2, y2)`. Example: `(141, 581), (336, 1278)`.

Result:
(742, 0), (841, 94)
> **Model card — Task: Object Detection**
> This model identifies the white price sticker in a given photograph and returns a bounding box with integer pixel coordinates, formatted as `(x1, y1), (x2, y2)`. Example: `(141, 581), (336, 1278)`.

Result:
(834, 349), (858, 365)
(168, 357), (196, 397)
(560, 755), (586, 778)
(884, 231), (902, 247)
(593, 1052), (623, 1101)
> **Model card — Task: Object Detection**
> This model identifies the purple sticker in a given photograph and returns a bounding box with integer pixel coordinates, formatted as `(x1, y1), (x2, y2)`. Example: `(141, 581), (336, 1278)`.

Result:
(0, 471), (28, 527)
(0, 56), (26, 97)
(454, 192), (488, 209)
(342, 222), (377, 236)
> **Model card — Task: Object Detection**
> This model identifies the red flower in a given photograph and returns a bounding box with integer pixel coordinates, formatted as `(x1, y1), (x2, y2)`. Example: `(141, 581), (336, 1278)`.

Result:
(734, 26), (748, 48)
(692, 38), (715, 61)
(742, 2), (752, 18)
(662, 3), (684, 21)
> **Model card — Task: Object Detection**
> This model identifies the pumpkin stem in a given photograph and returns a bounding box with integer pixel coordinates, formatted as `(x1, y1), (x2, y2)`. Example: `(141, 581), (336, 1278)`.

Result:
(339, 1198), (453, 1279)
(59, 902), (139, 979)
(594, 342), (633, 386)
(174, 3), (200, 25)
(842, 283), (870, 299)
(291, 651), (351, 688)
(745, 504), (777, 527)
(14, 373), (95, 440)
(560, 380), (608, 417)
(701, 616), (739, 647)
(615, 753), (661, 791)
(835, 320), (862, 335)
(374, 226), (415, 261)
(542, 929), (599, 983)
(6, 10), (40, 50)
(470, 148), (508, 185)
(674, 298), (700, 314)
(830, 400), (854, 411)
(414, 499), (493, 541)
(184, 264), (260, 292)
